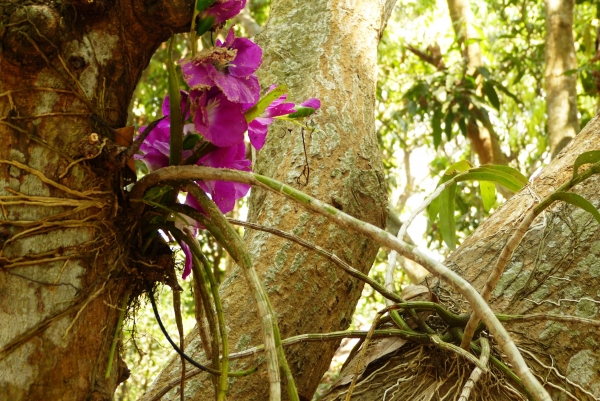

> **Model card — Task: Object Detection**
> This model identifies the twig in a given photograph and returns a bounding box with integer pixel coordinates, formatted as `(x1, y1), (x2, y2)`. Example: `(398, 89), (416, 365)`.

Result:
(228, 218), (404, 304)
(458, 337), (490, 401)
(129, 166), (551, 401)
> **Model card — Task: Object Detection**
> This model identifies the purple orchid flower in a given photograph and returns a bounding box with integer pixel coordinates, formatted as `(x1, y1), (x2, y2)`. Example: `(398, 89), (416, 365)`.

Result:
(180, 28), (262, 105)
(202, 0), (246, 25)
(196, 141), (251, 214)
(177, 143), (251, 279)
(182, 242), (194, 279)
(247, 88), (322, 150)
(298, 98), (321, 110)
(134, 92), (193, 171)
(190, 88), (248, 147)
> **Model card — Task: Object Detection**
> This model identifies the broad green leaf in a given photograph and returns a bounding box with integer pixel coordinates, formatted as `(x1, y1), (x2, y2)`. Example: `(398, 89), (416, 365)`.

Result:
(439, 181), (457, 250)
(457, 170), (524, 193)
(167, 38), (183, 166)
(548, 192), (600, 225)
(428, 196), (440, 222)
(196, 0), (216, 12)
(196, 16), (215, 36)
(479, 181), (496, 212)
(478, 165), (528, 186)
(483, 81), (500, 110)
(572, 150), (600, 179)
(287, 106), (317, 119)
(429, 161), (470, 245)
(244, 85), (288, 122)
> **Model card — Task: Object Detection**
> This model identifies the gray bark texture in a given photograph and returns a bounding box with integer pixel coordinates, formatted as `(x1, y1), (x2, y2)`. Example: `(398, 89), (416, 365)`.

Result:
(545, 0), (579, 159)
(0, 1), (193, 399)
(321, 116), (600, 400)
(142, 0), (394, 400)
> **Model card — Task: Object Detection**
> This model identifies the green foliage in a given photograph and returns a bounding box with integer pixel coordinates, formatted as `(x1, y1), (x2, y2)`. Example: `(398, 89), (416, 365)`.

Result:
(428, 163), (527, 250)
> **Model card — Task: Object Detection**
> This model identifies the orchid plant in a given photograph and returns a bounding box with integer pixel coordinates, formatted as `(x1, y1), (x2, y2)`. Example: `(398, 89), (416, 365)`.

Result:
(129, 3), (322, 399)
(134, 0), (320, 278)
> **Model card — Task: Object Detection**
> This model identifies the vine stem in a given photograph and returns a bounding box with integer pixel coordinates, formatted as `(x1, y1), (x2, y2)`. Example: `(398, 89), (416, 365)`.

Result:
(184, 184), (295, 401)
(458, 337), (490, 401)
(129, 166), (551, 401)
(104, 290), (130, 380)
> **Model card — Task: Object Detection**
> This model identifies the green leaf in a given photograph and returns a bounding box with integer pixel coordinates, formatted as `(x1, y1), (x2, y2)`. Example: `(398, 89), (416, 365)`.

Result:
(483, 81), (500, 110)
(478, 165), (528, 185)
(548, 192), (600, 225)
(456, 168), (525, 193)
(445, 160), (473, 175)
(457, 118), (467, 136)
(444, 112), (454, 141)
(428, 196), (440, 222)
(476, 66), (490, 80)
(167, 38), (183, 166)
(196, 0), (216, 12)
(479, 181), (496, 212)
(489, 79), (519, 103)
(182, 133), (203, 150)
(439, 182), (457, 250)
(144, 185), (174, 201)
(429, 161), (471, 247)
(244, 85), (288, 123)
(572, 150), (600, 179)
(432, 109), (442, 148)
(196, 15), (215, 36)
(287, 106), (317, 119)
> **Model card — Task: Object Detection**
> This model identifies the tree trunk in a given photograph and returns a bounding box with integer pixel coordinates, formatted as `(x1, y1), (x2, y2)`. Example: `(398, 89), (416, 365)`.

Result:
(447, 0), (508, 166)
(545, 0), (579, 159)
(0, 1), (192, 399)
(142, 0), (393, 400)
(321, 115), (600, 400)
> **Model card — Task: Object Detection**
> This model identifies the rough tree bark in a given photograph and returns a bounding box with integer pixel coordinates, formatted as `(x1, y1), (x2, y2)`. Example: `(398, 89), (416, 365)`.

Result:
(0, 1), (194, 400)
(142, 0), (393, 400)
(447, 0), (508, 166)
(321, 116), (600, 400)
(545, 0), (579, 159)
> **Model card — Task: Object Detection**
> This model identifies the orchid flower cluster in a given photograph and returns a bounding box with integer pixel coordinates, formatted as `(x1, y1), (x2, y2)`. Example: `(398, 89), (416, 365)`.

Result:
(134, 0), (320, 278)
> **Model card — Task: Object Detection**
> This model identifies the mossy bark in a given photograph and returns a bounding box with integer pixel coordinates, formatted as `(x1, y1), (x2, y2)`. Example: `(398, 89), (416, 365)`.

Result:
(0, 1), (193, 399)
